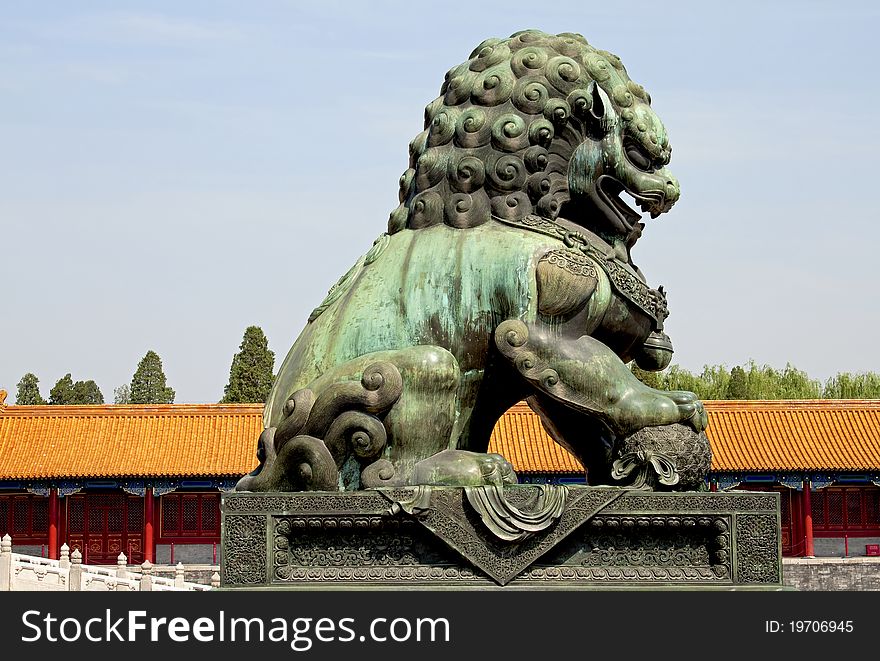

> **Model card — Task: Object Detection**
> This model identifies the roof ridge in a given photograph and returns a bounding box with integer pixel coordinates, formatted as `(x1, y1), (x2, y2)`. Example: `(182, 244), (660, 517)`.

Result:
(0, 403), (265, 416)
(703, 399), (880, 409)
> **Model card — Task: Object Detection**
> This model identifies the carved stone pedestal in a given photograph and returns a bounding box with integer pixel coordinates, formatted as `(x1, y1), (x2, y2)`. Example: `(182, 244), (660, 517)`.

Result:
(221, 486), (783, 590)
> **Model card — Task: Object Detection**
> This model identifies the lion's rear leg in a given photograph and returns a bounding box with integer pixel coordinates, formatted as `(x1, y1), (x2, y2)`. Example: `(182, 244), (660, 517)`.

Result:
(289, 346), (462, 490)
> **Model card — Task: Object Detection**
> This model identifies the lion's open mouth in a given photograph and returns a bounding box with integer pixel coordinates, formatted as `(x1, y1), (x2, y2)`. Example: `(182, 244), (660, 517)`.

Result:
(596, 175), (666, 234)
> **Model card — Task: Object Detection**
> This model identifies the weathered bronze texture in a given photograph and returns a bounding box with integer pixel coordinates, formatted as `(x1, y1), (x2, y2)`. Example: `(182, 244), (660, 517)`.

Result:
(611, 423), (713, 490)
(236, 30), (709, 492)
(221, 488), (784, 589)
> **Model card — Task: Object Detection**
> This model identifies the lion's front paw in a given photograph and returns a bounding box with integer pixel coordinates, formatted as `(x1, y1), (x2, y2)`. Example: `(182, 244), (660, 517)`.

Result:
(615, 387), (707, 437)
(665, 391), (708, 432)
(689, 400), (708, 432)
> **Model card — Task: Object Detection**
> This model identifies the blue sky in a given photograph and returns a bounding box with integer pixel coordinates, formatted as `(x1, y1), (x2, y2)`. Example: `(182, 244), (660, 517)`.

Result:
(1, 1), (878, 403)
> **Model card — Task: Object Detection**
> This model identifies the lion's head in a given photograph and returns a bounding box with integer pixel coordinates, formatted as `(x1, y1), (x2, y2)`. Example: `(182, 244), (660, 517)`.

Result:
(388, 30), (680, 251)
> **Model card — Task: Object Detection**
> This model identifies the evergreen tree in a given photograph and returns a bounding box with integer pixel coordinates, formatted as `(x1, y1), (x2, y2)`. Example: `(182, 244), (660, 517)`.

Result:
(114, 384), (131, 404)
(726, 366), (748, 399)
(49, 373), (76, 405)
(48, 374), (106, 405)
(221, 326), (276, 403)
(130, 351), (175, 404)
(72, 380), (104, 404)
(15, 373), (46, 405)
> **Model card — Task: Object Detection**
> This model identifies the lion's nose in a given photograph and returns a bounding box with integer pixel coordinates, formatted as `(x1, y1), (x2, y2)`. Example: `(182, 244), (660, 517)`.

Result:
(659, 170), (680, 211)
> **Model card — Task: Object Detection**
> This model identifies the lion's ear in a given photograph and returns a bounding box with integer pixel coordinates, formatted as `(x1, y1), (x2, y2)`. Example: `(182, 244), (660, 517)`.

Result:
(586, 81), (612, 136)
(588, 81), (605, 119)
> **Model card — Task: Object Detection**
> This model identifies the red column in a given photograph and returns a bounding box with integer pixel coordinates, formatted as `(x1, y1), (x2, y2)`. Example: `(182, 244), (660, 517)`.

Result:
(709, 480), (718, 493)
(802, 479), (815, 558)
(790, 489), (803, 557)
(144, 487), (155, 564)
(48, 488), (59, 560)
(59, 496), (66, 552)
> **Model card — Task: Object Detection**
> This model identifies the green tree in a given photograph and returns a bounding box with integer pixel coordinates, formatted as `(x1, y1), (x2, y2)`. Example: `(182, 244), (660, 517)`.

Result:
(221, 326), (276, 403)
(823, 372), (880, 399)
(130, 351), (175, 404)
(15, 373), (47, 405)
(629, 363), (663, 390)
(627, 360), (826, 401)
(738, 361), (820, 399)
(48, 374), (106, 405)
(114, 384), (131, 404)
(695, 364), (731, 399)
(49, 373), (76, 405)
(726, 366), (748, 399)
(663, 365), (709, 398)
(776, 363), (822, 399)
(72, 380), (104, 404)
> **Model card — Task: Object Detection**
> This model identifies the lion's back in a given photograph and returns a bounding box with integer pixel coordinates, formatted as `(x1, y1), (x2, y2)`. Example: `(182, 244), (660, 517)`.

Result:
(266, 222), (554, 422)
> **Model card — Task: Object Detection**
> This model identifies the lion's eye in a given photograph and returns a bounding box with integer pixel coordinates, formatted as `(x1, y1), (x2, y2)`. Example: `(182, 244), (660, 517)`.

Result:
(626, 144), (653, 172)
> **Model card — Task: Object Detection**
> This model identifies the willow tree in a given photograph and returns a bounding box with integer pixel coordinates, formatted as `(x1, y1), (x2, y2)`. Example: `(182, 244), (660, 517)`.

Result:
(823, 372), (880, 399)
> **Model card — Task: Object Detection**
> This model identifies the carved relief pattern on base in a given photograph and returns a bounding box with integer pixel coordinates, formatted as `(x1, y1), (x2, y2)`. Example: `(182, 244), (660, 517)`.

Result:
(223, 515), (267, 586)
(614, 492), (777, 513)
(736, 513), (780, 584)
(271, 515), (469, 583)
(528, 514), (732, 582)
(224, 492), (390, 514)
(222, 488), (781, 588)
(411, 486), (624, 585)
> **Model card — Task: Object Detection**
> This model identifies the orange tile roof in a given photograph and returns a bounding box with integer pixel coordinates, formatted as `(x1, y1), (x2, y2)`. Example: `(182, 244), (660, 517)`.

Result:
(0, 403), (263, 479)
(491, 400), (880, 474)
(704, 400), (880, 472)
(488, 401), (583, 474)
(1, 399), (879, 480)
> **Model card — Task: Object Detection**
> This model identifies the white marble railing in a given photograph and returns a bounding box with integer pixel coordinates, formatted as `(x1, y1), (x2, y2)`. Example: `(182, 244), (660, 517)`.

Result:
(0, 534), (217, 592)
(11, 552), (70, 590)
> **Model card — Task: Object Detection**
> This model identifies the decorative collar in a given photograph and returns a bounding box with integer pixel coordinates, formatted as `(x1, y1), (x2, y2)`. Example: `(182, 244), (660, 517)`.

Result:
(493, 214), (668, 326)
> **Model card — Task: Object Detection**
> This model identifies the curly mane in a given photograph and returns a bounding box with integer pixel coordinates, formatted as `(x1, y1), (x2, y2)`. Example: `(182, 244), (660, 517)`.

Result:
(388, 29), (662, 233)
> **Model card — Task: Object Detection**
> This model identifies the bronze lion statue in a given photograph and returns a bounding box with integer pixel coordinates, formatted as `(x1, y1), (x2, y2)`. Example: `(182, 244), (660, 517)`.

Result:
(236, 30), (707, 493)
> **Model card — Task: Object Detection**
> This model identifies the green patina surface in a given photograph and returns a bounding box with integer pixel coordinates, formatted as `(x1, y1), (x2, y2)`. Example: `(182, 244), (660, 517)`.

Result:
(268, 222), (550, 428)
(239, 30), (707, 493)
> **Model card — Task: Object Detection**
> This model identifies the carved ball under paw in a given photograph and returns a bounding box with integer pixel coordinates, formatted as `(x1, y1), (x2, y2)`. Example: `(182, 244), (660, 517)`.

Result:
(611, 423), (712, 491)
